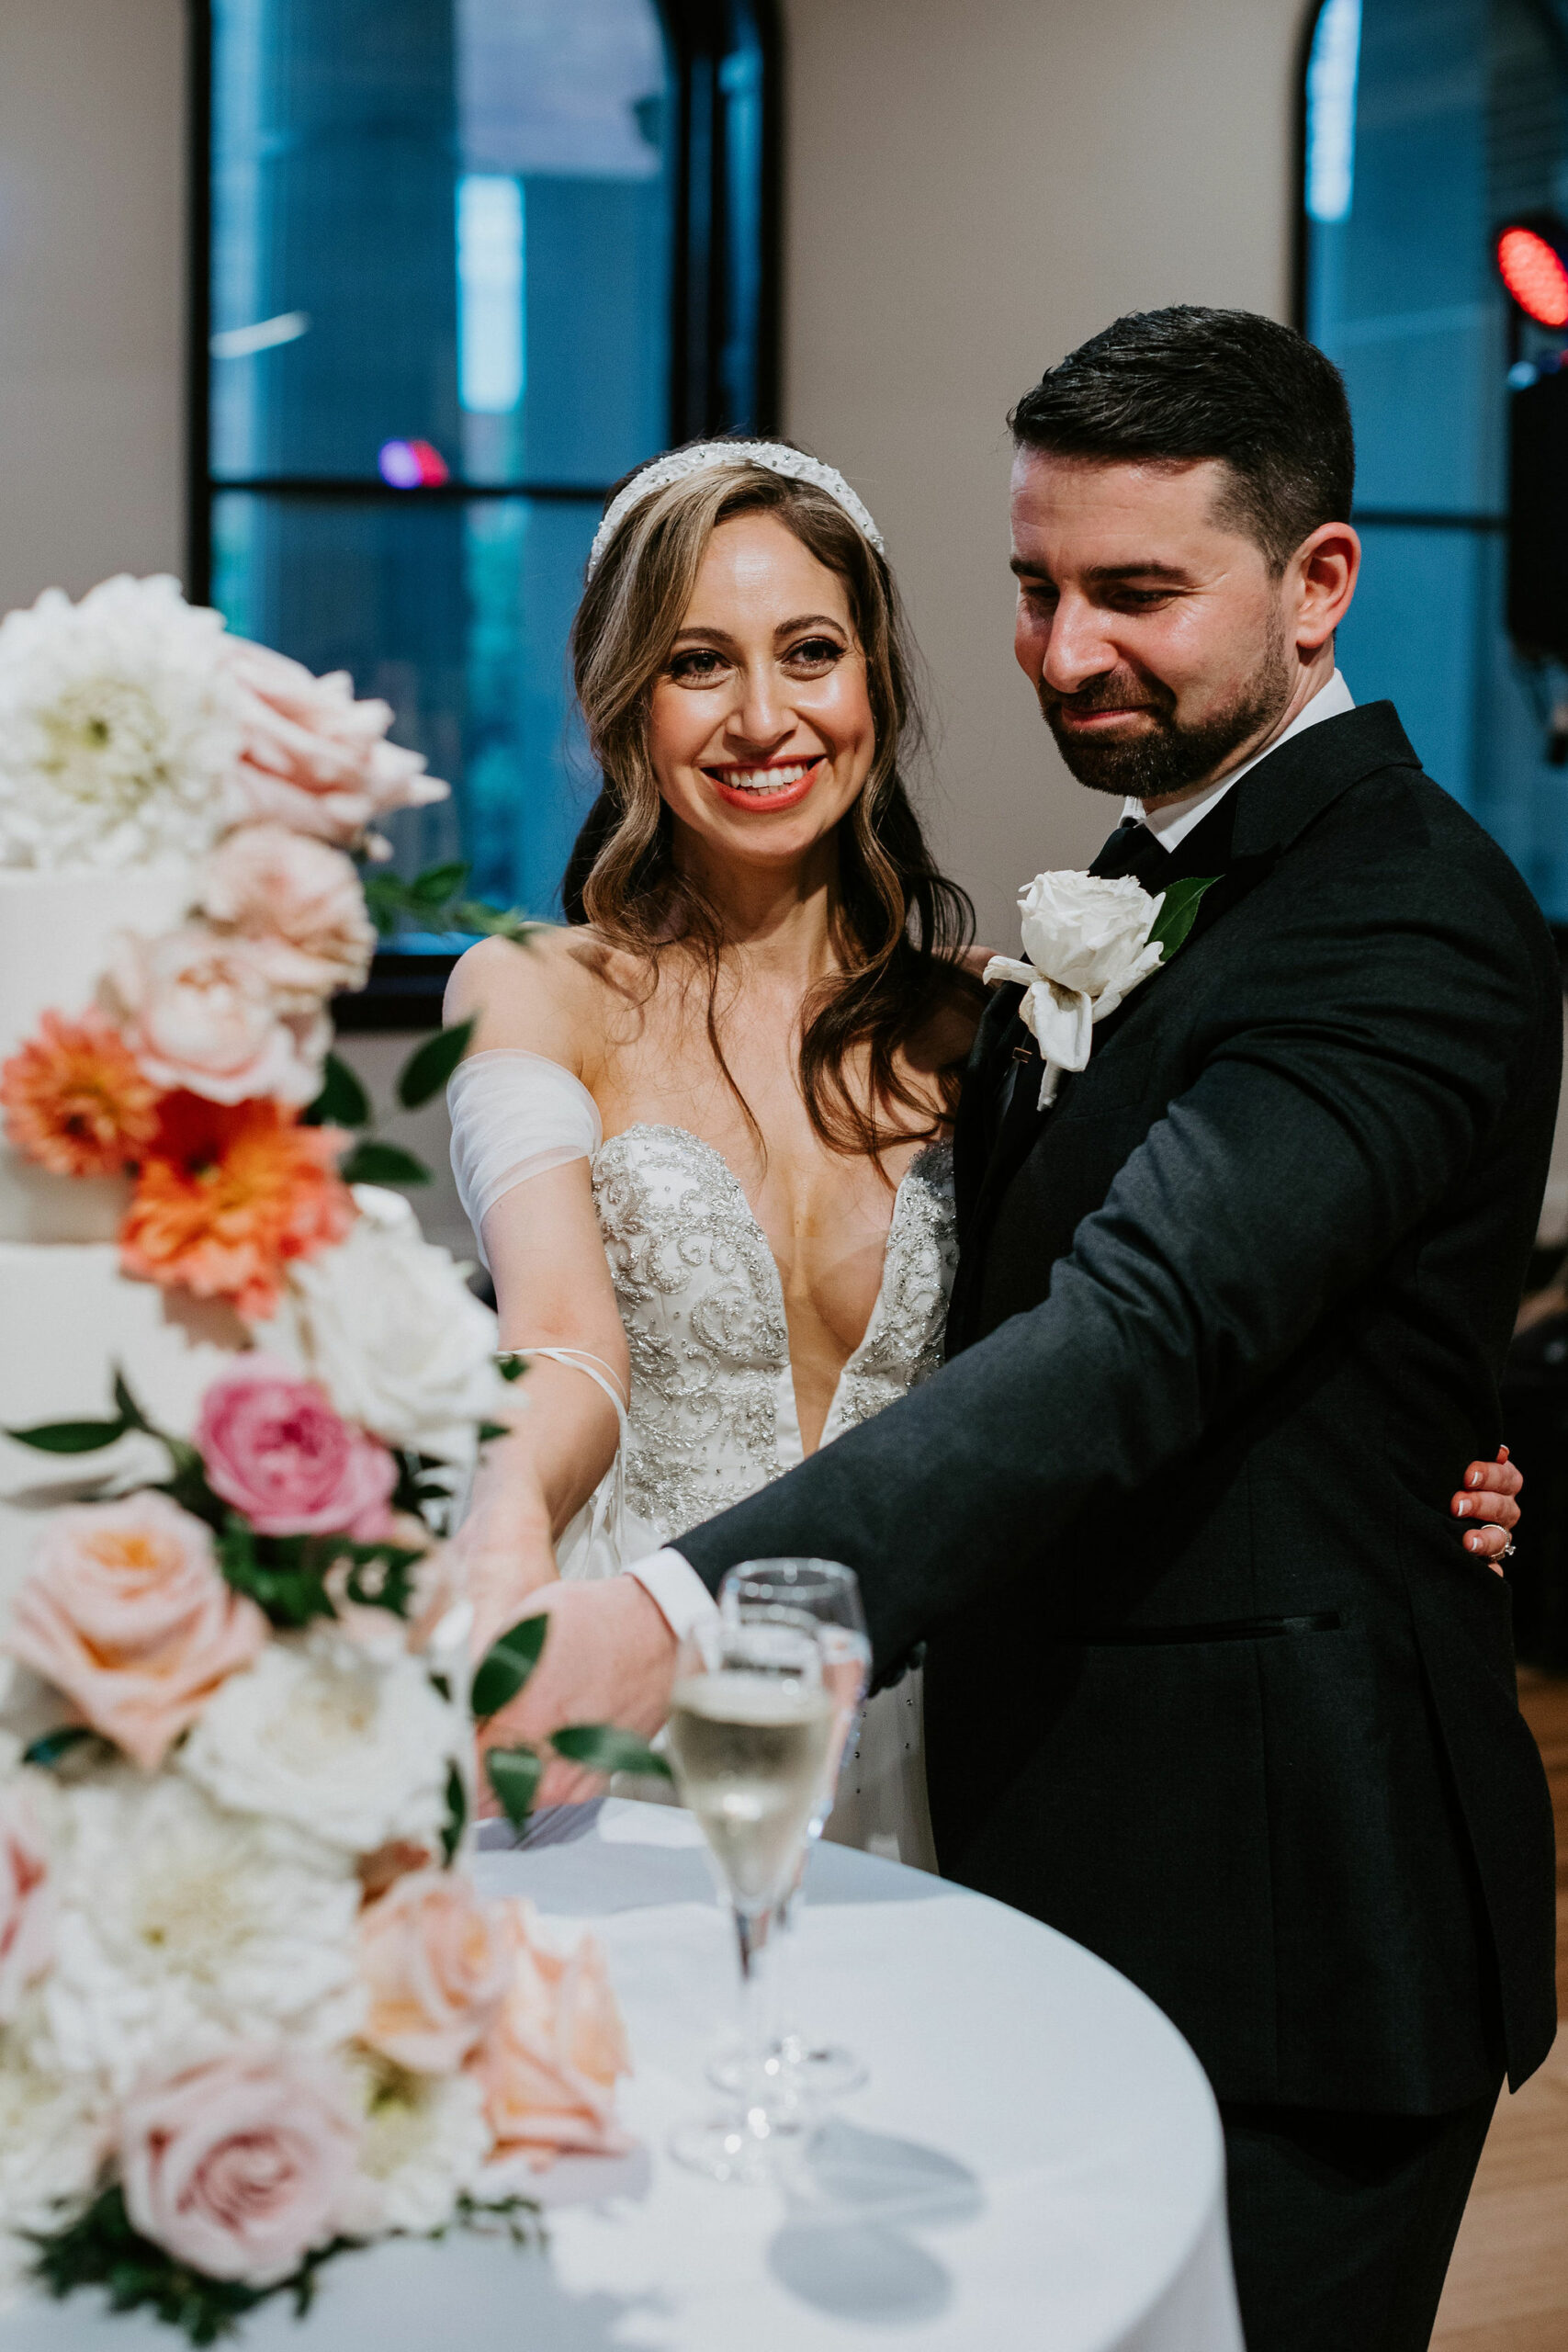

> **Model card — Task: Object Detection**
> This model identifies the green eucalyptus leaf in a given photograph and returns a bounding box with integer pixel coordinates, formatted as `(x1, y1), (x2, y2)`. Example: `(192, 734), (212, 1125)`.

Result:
(470, 1611), (549, 1719)
(1148, 874), (1220, 961)
(396, 1017), (476, 1112)
(338, 1139), (432, 1188)
(550, 1724), (674, 1781)
(303, 1053), (372, 1130)
(4, 1418), (126, 1454)
(440, 1759), (468, 1865)
(406, 859), (470, 907)
(485, 1745), (545, 1832)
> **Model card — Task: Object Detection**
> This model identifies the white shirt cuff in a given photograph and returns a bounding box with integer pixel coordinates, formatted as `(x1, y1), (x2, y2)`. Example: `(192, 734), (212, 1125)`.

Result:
(625, 1548), (720, 1644)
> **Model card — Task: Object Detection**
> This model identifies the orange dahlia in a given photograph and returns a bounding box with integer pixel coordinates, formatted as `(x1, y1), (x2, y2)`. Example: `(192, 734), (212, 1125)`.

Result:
(120, 1092), (354, 1319)
(0, 1009), (161, 1177)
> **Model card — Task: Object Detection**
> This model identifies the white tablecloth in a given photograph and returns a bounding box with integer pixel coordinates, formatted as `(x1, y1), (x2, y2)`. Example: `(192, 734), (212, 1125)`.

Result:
(3, 1801), (1243, 2352)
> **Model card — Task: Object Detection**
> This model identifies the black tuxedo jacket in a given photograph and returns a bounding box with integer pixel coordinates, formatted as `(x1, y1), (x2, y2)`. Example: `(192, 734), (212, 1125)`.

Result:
(678, 703), (1562, 2113)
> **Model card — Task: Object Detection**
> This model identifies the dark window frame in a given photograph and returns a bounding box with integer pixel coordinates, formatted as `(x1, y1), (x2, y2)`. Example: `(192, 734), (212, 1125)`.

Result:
(185, 0), (783, 1027)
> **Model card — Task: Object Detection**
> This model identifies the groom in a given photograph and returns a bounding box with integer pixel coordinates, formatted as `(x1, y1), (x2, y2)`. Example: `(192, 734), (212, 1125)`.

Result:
(506, 307), (1562, 2349)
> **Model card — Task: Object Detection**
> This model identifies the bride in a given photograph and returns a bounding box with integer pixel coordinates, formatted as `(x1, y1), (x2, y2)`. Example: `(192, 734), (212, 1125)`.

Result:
(445, 438), (1523, 1865)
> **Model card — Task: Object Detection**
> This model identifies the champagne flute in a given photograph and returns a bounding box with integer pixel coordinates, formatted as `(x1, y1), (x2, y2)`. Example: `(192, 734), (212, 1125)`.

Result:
(710, 1560), (873, 2108)
(664, 1607), (833, 2184)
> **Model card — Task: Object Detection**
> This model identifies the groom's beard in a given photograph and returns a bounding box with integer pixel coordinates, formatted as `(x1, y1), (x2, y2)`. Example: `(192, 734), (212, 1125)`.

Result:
(1041, 630), (1293, 801)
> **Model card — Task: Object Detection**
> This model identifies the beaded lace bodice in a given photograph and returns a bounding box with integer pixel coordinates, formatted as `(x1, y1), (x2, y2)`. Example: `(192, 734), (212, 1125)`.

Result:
(591, 1124), (957, 1543)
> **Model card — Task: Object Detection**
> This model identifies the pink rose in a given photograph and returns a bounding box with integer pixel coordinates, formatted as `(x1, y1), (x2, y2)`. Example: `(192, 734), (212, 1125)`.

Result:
(103, 925), (328, 1108)
(119, 2047), (360, 2286)
(221, 639), (447, 849)
(5, 1494), (267, 1770)
(470, 1902), (632, 2165)
(197, 1357), (397, 1538)
(200, 826), (376, 1004)
(359, 1869), (512, 2074)
(0, 1781), (54, 2020)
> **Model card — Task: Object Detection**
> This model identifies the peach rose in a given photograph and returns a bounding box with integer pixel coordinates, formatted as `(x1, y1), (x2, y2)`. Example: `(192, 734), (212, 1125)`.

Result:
(119, 2047), (360, 2286)
(103, 925), (328, 1108)
(359, 1869), (512, 2075)
(0, 1781), (54, 2021)
(200, 825), (376, 1004)
(222, 639), (447, 849)
(470, 1901), (631, 2165)
(5, 1493), (268, 1771)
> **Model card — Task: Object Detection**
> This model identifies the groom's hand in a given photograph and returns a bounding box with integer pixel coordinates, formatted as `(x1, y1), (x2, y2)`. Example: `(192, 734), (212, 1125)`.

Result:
(475, 1575), (679, 1810)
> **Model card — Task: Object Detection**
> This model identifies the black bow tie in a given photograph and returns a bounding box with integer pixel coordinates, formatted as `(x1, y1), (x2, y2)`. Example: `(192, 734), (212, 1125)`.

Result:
(1089, 816), (1171, 889)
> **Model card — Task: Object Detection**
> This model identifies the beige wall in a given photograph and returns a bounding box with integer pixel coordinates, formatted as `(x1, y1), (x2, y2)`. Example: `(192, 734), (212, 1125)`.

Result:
(0, 0), (187, 617)
(777, 0), (1309, 944)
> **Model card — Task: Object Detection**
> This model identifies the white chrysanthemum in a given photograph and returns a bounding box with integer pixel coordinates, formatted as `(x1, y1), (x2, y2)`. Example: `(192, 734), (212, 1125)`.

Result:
(0, 575), (239, 869)
(340, 2055), (491, 2236)
(43, 1774), (362, 2091)
(256, 1186), (507, 1468)
(178, 1629), (461, 1857)
(0, 2015), (108, 2303)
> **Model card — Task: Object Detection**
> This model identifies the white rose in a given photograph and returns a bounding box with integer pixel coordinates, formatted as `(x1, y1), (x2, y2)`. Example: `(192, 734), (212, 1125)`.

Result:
(0, 2021), (109, 2286)
(983, 869), (1166, 1106)
(339, 2056), (491, 2237)
(178, 1629), (462, 1857)
(43, 1774), (362, 2091)
(258, 1186), (508, 1466)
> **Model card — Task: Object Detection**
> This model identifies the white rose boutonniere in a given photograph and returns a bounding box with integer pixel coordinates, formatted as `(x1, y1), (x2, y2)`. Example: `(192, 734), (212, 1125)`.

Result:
(983, 866), (1218, 1107)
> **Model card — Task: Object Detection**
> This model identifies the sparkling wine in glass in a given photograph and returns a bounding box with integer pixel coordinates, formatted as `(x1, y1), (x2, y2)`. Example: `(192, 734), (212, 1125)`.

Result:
(664, 1611), (832, 2183)
(711, 1560), (873, 2109)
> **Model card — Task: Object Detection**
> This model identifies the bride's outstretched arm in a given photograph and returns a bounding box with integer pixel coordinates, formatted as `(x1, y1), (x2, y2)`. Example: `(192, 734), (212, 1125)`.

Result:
(459, 1158), (629, 1655)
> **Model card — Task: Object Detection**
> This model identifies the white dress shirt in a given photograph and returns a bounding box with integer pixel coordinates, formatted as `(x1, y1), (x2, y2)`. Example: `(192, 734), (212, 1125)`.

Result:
(626, 668), (1358, 1642)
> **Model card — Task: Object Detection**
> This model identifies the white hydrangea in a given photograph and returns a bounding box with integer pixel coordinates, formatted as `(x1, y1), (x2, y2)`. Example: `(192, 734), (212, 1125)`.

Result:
(340, 2056), (491, 2237)
(0, 2015), (110, 2304)
(0, 575), (239, 870)
(43, 1773), (363, 2091)
(258, 1186), (509, 1466)
(178, 1628), (462, 1857)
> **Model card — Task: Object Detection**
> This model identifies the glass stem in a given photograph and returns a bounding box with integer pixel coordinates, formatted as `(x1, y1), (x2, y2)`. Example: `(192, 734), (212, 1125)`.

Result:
(733, 1902), (776, 2128)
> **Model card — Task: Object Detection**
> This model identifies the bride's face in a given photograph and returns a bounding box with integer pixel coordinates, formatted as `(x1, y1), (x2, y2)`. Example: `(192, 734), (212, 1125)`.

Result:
(649, 513), (876, 868)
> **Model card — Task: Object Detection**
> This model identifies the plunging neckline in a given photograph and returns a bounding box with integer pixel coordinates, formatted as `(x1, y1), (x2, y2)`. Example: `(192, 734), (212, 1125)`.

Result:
(595, 1119), (937, 1459)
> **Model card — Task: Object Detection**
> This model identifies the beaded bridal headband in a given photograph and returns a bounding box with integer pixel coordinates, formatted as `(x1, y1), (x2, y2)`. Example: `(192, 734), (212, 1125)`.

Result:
(585, 439), (886, 579)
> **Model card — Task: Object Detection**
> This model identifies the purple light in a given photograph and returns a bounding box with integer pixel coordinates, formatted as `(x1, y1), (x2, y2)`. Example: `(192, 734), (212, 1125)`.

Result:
(378, 439), (423, 489)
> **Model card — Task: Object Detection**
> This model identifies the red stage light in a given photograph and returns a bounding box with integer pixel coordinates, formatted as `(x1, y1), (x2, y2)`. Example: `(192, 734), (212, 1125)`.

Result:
(1496, 225), (1568, 328)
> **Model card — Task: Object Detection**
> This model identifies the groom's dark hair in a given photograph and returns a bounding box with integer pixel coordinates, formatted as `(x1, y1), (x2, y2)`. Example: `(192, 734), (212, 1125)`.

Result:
(1009, 306), (1354, 573)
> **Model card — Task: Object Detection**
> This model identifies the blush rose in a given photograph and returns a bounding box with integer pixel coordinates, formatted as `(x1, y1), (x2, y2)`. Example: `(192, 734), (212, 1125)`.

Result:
(221, 639), (447, 849)
(118, 2047), (360, 2286)
(470, 1902), (631, 2165)
(196, 1358), (397, 1539)
(0, 1781), (55, 2021)
(359, 1869), (512, 2075)
(200, 824), (376, 1004)
(5, 1493), (267, 1771)
(103, 925), (328, 1108)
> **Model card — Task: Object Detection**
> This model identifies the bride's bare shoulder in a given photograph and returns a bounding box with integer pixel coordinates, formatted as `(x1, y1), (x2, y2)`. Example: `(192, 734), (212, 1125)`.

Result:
(444, 925), (643, 1072)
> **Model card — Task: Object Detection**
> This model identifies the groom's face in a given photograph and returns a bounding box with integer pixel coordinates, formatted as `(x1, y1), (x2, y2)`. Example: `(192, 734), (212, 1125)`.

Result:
(1010, 450), (1305, 803)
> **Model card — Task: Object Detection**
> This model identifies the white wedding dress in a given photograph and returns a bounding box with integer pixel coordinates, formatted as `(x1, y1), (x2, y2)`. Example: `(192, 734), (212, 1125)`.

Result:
(448, 1049), (958, 1870)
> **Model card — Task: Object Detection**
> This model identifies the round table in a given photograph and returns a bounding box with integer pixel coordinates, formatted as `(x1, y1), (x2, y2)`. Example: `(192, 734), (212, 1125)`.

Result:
(3, 1801), (1243, 2352)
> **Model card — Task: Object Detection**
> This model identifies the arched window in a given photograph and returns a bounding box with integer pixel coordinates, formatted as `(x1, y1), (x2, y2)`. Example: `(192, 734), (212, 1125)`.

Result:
(1300, 0), (1568, 929)
(192, 0), (779, 995)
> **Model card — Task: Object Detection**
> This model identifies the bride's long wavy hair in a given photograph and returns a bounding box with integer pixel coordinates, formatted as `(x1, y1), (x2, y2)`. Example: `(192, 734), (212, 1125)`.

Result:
(562, 451), (978, 1161)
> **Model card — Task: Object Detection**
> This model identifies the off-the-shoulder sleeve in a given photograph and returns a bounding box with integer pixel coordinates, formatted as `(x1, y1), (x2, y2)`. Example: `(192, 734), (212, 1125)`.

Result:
(447, 1048), (603, 1254)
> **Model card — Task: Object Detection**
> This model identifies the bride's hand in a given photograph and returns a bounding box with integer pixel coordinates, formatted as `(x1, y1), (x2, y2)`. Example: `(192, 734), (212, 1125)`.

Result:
(1450, 1446), (1522, 1575)
(456, 1464), (562, 1666)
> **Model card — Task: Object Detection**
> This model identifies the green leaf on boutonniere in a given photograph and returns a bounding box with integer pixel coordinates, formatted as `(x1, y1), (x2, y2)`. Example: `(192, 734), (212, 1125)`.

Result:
(485, 1744), (545, 1831)
(551, 1724), (673, 1781)
(470, 1611), (550, 1720)
(1148, 875), (1220, 962)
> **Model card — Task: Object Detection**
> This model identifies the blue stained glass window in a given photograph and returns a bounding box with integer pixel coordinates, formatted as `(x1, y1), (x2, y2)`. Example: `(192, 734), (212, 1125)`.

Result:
(1302, 0), (1568, 924)
(203, 2), (776, 963)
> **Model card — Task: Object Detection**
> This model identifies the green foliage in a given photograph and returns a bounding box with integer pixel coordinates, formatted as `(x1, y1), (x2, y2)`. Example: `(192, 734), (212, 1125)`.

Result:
(358, 859), (544, 949)
(3, 1416), (126, 1454)
(22, 1726), (111, 1771)
(396, 1016), (475, 1112)
(551, 1725), (673, 1781)
(470, 1613), (549, 1720)
(485, 1745), (545, 1831)
(303, 1053), (372, 1130)
(339, 1139), (432, 1188)
(214, 1520), (424, 1631)
(1148, 875), (1219, 960)
(497, 1353), (526, 1383)
(440, 1759), (468, 1866)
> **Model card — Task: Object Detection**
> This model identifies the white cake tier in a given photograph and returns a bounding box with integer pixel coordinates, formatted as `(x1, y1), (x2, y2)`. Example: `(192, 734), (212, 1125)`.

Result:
(0, 861), (197, 1243)
(0, 1242), (246, 1615)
